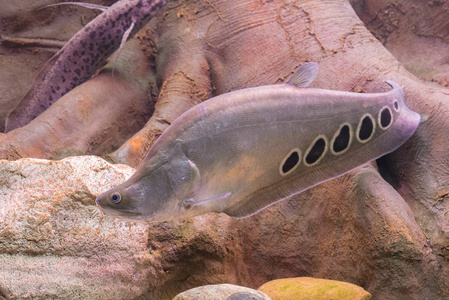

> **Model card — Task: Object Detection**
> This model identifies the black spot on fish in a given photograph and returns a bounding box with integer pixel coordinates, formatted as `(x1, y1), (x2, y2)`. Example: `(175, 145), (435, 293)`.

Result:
(65, 88), (70, 93)
(332, 124), (351, 153)
(75, 69), (81, 76)
(61, 76), (66, 83)
(89, 43), (94, 51)
(281, 150), (300, 175)
(358, 115), (374, 141)
(73, 50), (79, 57)
(380, 107), (392, 129)
(305, 137), (326, 165)
(394, 100), (399, 111)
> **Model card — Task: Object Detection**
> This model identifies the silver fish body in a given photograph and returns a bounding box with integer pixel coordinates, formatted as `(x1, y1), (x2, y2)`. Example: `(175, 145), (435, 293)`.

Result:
(95, 63), (421, 222)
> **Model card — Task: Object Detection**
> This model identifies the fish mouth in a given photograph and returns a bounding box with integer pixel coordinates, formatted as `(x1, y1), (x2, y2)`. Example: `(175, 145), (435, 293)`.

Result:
(96, 203), (142, 219)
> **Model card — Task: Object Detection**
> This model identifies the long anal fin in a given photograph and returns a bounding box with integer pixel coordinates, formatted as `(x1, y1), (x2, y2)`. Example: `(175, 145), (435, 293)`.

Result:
(224, 173), (311, 218)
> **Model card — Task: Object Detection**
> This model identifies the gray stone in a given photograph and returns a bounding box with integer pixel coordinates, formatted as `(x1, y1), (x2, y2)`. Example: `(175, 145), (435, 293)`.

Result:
(172, 284), (271, 300)
(227, 292), (270, 300)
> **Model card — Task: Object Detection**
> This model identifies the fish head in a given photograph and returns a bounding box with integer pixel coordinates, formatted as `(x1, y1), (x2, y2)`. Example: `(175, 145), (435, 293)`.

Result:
(95, 148), (201, 223)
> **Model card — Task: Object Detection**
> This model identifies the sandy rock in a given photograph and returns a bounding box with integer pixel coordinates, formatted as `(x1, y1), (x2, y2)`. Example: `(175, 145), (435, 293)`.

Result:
(172, 284), (271, 300)
(0, 156), (153, 299)
(258, 277), (371, 300)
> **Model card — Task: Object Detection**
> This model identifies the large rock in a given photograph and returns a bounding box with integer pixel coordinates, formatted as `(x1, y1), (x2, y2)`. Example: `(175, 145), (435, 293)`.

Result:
(0, 156), (151, 299)
(258, 277), (371, 300)
(172, 284), (271, 300)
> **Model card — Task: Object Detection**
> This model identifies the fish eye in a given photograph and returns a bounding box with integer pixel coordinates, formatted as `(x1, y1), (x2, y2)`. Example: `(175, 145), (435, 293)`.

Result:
(110, 192), (122, 204)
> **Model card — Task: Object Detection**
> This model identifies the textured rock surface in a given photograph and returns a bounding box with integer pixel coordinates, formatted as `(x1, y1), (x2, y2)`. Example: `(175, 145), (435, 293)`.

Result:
(0, 156), (152, 299)
(258, 277), (371, 300)
(172, 284), (271, 300)
(352, 0), (449, 87)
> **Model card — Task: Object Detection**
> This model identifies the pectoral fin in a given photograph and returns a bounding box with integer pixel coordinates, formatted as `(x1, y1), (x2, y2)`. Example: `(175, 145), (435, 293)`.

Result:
(286, 62), (319, 88)
(183, 192), (231, 208)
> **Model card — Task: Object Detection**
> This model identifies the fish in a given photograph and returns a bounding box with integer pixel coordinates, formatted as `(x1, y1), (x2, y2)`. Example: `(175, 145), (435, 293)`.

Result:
(5, 0), (169, 132)
(95, 62), (421, 223)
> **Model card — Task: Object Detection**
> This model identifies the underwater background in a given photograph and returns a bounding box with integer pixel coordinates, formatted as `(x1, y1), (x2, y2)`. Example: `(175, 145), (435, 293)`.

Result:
(1, 0), (449, 299)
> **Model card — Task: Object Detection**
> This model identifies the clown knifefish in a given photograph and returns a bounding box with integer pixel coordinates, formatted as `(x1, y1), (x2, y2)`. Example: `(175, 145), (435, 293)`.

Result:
(5, 0), (169, 132)
(95, 62), (421, 222)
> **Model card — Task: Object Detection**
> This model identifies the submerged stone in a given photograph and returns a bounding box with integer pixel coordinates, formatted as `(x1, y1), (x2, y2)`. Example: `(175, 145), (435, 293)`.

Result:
(172, 284), (271, 300)
(258, 277), (371, 300)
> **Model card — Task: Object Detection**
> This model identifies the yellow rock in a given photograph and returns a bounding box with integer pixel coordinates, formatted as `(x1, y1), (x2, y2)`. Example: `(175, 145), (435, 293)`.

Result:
(258, 277), (372, 300)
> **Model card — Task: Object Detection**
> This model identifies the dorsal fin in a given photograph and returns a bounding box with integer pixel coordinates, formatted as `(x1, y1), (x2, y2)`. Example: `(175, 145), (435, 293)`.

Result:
(286, 62), (319, 88)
